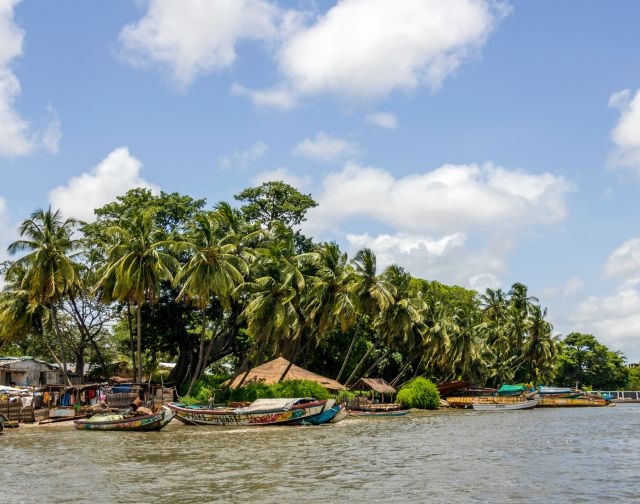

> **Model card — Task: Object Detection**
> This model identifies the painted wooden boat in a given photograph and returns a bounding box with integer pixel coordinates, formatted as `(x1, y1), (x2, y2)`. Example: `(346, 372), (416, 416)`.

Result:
(472, 398), (539, 411)
(539, 396), (608, 407)
(329, 407), (350, 423)
(297, 400), (341, 425)
(350, 409), (410, 417)
(167, 398), (327, 426)
(74, 406), (175, 431)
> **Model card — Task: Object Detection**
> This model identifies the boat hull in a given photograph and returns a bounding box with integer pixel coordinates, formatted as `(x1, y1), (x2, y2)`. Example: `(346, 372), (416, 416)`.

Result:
(350, 410), (410, 417)
(167, 401), (327, 426)
(539, 397), (608, 407)
(472, 399), (539, 411)
(74, 407), (175, 431)
(329, 408), (349, 423)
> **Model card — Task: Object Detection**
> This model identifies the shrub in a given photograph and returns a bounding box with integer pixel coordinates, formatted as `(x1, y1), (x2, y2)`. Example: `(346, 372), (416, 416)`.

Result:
(179, 374), (231, 403)
(229, 379), (330, 402)
(397, 377), (440, 409)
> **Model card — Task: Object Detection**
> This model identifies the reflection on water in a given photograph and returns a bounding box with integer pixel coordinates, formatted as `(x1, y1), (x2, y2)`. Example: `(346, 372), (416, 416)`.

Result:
(2, 405), (639, 503)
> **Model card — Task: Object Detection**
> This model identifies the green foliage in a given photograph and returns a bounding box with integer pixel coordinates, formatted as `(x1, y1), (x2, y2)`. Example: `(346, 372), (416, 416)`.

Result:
(397, 377), (440, 409)
(179, 374), (230, 403)
(554, 333), (628, 389)
(234, 181), (317, 228)
(627, 366), (640, 390)
(229, 380), (331, 402)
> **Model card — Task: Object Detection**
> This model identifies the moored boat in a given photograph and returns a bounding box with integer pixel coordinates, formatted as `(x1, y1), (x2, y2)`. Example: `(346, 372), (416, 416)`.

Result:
(296, 400), (341, 425)
(350, 409), (410, 417)
(472, 398), (539, 411)
(167, 398), (327, 426)
(74, 406), (175, 431)
(329, 407), (350, 423)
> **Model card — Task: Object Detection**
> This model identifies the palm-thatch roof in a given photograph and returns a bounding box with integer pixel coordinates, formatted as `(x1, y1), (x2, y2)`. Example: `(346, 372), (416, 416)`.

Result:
(224, 357), (345, 391)
(351, 378), (397, 395)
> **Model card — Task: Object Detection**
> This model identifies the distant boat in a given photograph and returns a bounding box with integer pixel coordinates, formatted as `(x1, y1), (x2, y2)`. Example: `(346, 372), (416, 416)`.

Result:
(350, 409), (410, 417)
(74, 406), (175, 431)
(472, 398), (539, 411)
(167, 398), (327, 426)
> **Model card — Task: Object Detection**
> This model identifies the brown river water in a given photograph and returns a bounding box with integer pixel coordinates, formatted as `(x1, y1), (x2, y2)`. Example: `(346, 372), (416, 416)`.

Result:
(1, 404), (639, 503)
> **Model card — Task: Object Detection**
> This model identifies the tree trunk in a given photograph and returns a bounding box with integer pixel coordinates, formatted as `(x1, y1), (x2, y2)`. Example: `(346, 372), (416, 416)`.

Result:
(390, 360), (413, 388)
(136, 302), (143, 382)
(360, 348), (392, 381)
(38, 331), (69, 386)
(336, 324), (359, 382)
(50, 304), (72, 386)
(126, 302), (137, 383)
(344, 343), (377, 388)
(185, 310), (208, 396)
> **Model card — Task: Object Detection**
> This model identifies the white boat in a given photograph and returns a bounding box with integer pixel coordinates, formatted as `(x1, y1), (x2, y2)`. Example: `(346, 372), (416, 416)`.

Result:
(329, 407), (350, 423)
(472, 398), (540, 411)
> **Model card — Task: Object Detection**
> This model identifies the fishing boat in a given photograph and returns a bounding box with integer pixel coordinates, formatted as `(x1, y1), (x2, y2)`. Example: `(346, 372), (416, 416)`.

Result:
(329, 407), (350, 423)
(167, 398), (327, 426)
(295, 400), (341, 425)
(350, 409), (410, 417)
(472, 398), (539, 411)
(74, 406), (175, 431)
(0, 412), (5, 433)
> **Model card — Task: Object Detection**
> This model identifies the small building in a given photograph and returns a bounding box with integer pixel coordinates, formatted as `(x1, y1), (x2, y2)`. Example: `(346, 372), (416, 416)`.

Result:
(351, 378), (397, 403)
(224, 357), (345, 392)
(0, 357), (62, 386)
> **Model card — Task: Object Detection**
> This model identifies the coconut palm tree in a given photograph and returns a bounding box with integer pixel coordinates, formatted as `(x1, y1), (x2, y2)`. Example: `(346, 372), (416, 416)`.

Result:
(7, 208), (81, 385)
(95, 209), (178, 380)
(336, 248), (393, 383)
(174, 212), (248, 395)
(521, 305), (556, 383)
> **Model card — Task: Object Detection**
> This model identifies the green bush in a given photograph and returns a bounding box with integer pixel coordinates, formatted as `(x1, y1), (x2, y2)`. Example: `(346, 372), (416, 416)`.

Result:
(179, 374), (231, 403)
(229, 379), (330, 402)
(397, 377), (440, 409)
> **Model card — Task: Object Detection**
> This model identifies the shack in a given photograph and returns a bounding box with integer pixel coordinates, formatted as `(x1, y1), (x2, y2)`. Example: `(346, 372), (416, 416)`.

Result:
(224, 357), (345, 392)
(0, 357), (62, 386)
(350, 377), (397, 404)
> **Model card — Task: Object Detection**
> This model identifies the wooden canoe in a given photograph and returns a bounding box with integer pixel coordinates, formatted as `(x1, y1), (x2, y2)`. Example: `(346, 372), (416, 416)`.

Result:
(329, 407), (350, 423)
(74, 407), (175, 431)
(539, 397), (609, 407)
(350, 409), (410, 417)
(167, 398), (328, 426)
(472, 398), (539, 411)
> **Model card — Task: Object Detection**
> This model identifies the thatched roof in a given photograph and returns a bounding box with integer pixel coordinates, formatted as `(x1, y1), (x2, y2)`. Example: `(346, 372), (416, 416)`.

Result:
(224, 357), (345, 391)
(351, 378), (397, 394)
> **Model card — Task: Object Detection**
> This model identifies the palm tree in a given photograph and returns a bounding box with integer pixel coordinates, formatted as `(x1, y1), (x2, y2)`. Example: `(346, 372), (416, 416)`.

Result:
(7, 208), (80, 385)
(336, 248), (393, 383)
(95, 209), (178, 380)
(522, 305), (556, 383)
(346, 265), (420, 386)
(175, 212), (247, 395)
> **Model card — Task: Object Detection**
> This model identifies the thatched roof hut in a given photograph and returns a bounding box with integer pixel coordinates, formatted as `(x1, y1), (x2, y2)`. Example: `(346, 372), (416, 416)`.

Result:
(351, 378), (397, 395)
(224, 357), (345, 392)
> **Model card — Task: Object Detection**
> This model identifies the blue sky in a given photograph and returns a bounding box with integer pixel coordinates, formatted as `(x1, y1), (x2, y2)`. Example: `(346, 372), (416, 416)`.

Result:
(2, 0), (640, 358)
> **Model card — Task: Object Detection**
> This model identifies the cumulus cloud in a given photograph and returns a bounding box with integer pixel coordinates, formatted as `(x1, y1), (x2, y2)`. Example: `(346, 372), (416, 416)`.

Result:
(306, 162), (570, 234)
(292, 132), (360, 162)
(604, 238), (640, 278)
(345, 231), (504, 290)
(608, 88), (640, 173)
(230, 83), (297, 109)
(251, 167), (311, 190)
(0, 0), (60, 157)
(278, 0), (508, 100)
(218, 141), (268, 171)
(0, 195), (14, 263)
(119, 0), (290, 86)
(365, 111), (398, 129)
(49, 147), (159, 222)
(571, 282), (640, 361)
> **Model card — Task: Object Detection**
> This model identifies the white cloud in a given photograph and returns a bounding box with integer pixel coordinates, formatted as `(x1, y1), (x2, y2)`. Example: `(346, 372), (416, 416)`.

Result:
(306, 161), (570, 234)
(604, 237), (640, 278)
(119, 0), (285, 86)
(0, 195), (13, 263)
(571, 282), (640, 361)
(230, 83), (296, 109)
(251, 167), (311, 190)
(365, 111), (398, 129)
(278, 0), (508, 100)
(49, 147), (159, 222)
(0, 0), (60, 157)
(541, 276), (585, 300)
(345, 231), (504, 290)
(218, 141), (268, 171)
(292, 132), (360, 162)
(608, 88), (640, 173)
